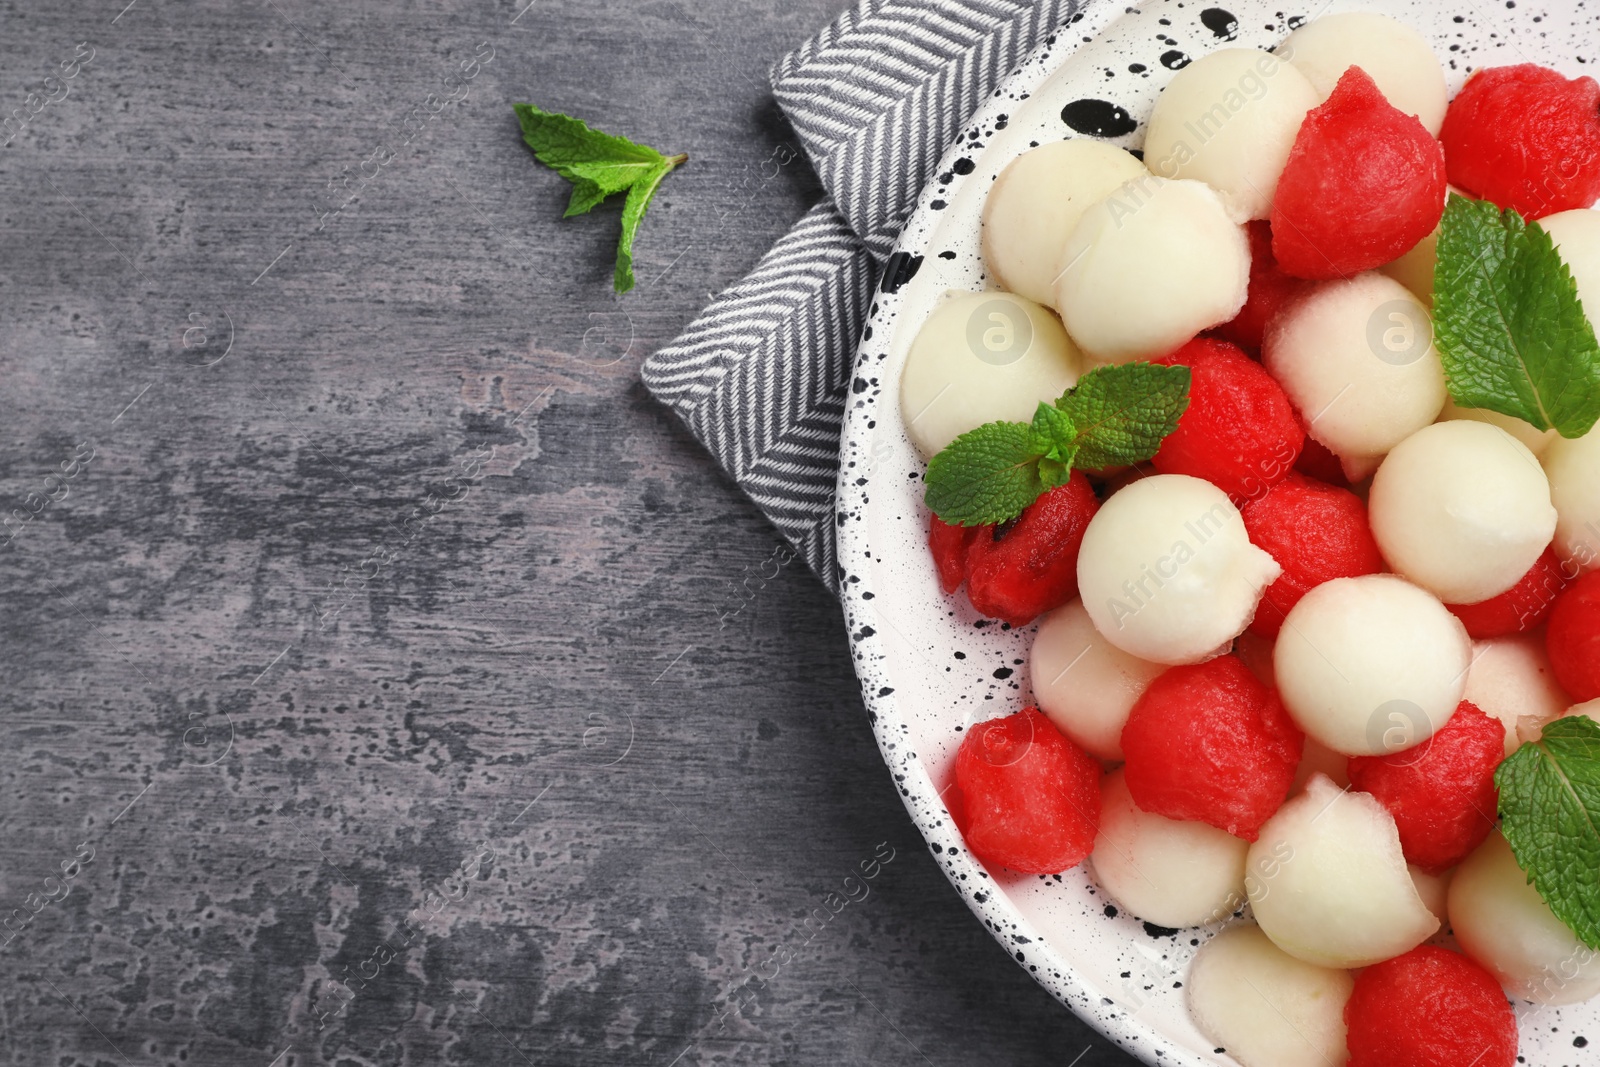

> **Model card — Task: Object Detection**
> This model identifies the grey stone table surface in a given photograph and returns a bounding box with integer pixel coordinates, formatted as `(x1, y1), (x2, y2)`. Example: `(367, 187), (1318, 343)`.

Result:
(0, 2), (1138, 1065)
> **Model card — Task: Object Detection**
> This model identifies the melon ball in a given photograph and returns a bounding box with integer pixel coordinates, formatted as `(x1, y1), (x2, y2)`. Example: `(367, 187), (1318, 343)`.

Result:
(981, 141), (1149, 308)
(900, 291), (1082, 456)
(1143, 48), (1321, 221)
(1263, 273), (1447, 472)
(1464, 635), (1575, 755)
(1369, 421), (1558, 604)
(1439, 398), (1558, 456)
(1090, 770), (1249, 928)
(1248, 774), (1440, 968)
(1030, 600), (1164, 761)
(1537, 208), (1600, 315)
(1054, 177), (1249, 364)
(1544, 429), (1600, 573)
(1077, 475), (1281, 664)
(1275, 12), (1448, 134)
(1188, 924), (1353, 1067)
(1274, 575), (1471, 756)
(1449, 831), (1600, 1004)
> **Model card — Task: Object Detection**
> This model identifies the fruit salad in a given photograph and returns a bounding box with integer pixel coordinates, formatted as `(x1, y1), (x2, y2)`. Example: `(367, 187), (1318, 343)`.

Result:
(898, 11), (1600, 1066)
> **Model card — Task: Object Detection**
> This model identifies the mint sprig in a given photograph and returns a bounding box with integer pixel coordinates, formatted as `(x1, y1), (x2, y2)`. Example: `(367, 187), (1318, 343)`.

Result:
(1433, 194), (1600, 439)
(513, 104), (687, 292)
(1496, 715), (1600, 949)
(922, 362), (1190, 527)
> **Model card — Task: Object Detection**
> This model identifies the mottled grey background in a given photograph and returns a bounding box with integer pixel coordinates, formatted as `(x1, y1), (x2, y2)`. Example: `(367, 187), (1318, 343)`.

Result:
(0, 2), (1135, 1064)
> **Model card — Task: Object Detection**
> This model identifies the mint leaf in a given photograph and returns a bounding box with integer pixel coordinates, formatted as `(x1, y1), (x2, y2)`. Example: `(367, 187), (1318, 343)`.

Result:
(922, 364), (1189, 526)
(1056, 362), (1192, 470)
(1495, 715), (1600, 949)
(513, 104), (687, 292)
(1028, 402), (1079, 489)
(1433, 194), (1600, 438)
(923, 421), (1045, 527)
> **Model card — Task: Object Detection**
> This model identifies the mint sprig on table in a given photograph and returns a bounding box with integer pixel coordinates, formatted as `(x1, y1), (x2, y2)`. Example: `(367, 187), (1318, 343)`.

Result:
(924, 362), (1190, 526)
(1496, 715), (1600, 950)
(1433, 193), (1600, 439)
(513, 104), (687, 292)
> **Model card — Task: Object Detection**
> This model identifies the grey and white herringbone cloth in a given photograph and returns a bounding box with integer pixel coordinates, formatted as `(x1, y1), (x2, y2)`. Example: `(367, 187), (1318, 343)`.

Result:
(641, 0), (1083, 592)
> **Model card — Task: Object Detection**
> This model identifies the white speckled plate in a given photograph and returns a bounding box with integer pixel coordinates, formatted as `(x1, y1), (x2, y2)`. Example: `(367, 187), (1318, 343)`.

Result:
(835, 1), (1600, 1063)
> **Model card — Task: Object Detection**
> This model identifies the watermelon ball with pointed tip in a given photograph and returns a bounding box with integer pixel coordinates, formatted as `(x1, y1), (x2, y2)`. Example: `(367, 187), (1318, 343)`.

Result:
(1120, 654), (1304, 842)
(959, 474), (1100, 628)
(1241, 472), (1385, 638)
(1547, 571), (1600, 702)
(1343, 946), (1518, 1067)
(1346, 700), (1504, 872)
(1208, 220), (1312, 356)
(950, 707), (1102, 874)
(1150, 337), (1305, 502)
(1271, 66), (1447, 280)
(1440, 64), (1600, 220)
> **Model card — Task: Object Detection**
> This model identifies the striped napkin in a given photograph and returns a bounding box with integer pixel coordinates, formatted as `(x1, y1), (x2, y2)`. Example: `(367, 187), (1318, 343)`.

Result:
(641, 0), (1082, 592)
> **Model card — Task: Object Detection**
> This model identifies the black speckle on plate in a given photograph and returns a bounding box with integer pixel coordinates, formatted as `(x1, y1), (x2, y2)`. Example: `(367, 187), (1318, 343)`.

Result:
(880, 251), (923, 294)
(1061, 98), (1139, 137)
(1160, 49), (1191, 70)
(952, 156), (976, 175)
(1144, 921), (1181, 938)
(1201, 7), (1239, 38)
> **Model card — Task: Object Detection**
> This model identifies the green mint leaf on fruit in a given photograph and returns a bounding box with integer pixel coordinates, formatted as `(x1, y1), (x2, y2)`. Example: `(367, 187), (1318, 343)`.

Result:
(1495, 715), (1600, 950)
(1433, 194), (1600, 438)
(1056, 362), (1192, 470)
(922, 364), (1189, 526)
(1028, 402), (1079, 489)
(513, 103), (687, 292)
(923, 421), (1046, 527)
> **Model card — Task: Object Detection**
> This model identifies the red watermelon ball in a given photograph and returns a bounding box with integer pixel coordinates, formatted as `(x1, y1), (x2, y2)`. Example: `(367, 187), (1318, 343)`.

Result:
(1272, 66), (1447, 279)
(1440, 63), (1600, 220)
(951, 707), (1102, 874)
(1344, 946), (1517, 1067)
(1120, 655), (1303, 841)
(1151, 337), (1305, 503)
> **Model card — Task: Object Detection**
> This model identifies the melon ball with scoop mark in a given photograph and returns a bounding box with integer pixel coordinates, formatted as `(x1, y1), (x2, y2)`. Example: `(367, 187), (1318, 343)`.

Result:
(1030, 600), (1164, 761)
(1089, 770), (1249, 929)
(1263, 272), (1447, 476)
(1188, 925), (1353, 1067)
(1449, 831), (1600, 1004)
(1273, 575), (1471, 756)
(1076, 475), (1280, 664)
(1247, 774), (1440, 968)
(1275, 12), (1448, 134)
(1053, 177), (1249, 365)
(1543, 428), (1600, 572)
(899, 291), (1082, 457)
(981, 141), (1148, 308)
(1142, 48), (1321, 221)
(1369, 421), (1558, 604)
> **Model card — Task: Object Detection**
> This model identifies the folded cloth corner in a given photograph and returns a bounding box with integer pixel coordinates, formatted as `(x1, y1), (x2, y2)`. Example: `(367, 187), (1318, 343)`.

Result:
(641, 0), (1085, 593)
